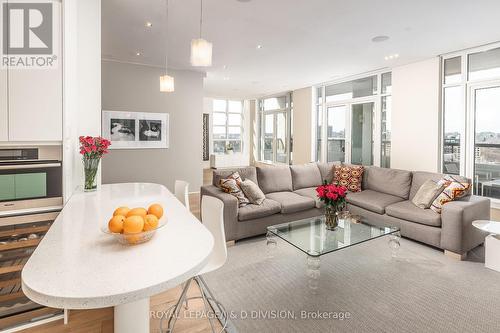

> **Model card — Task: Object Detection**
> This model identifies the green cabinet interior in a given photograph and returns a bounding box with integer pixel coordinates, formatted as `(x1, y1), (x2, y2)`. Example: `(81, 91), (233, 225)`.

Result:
(0, 173), (46, 201)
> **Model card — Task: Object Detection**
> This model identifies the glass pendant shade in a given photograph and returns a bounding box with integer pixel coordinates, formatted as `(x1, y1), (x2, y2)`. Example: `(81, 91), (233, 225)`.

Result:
(190, 38), (212, 66)
(160, 74), (175, 92)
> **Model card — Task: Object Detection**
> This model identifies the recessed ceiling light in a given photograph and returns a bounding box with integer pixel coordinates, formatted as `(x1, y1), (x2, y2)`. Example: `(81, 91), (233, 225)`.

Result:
(385, 53), (399, 60)
(136, 52), (141, 56)
(145, 22), (153, 28)
(223, 65), (227, 70)
(223, 77), (230, 81)
(256, 45), (263, 49)
(372, 35), (389, 43)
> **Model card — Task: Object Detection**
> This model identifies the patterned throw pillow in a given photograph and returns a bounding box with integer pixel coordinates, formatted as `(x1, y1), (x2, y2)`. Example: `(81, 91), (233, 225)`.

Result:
(333, 165), (364, 192)
(219, 172), (249, 207)
(430, 175), (471, 214)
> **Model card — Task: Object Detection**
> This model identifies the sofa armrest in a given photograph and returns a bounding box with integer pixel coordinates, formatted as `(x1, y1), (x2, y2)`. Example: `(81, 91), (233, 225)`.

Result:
(200, 185), (239, 241)
(441, 195), (490, 254)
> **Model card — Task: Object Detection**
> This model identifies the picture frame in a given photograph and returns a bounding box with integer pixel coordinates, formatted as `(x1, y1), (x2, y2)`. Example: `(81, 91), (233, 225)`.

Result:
(102, 110), (169, 149)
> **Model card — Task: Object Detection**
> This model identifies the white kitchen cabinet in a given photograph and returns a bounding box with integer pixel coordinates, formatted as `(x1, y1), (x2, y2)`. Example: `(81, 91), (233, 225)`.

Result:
(0, 68), (7, 141)
(7, 1), (62, 142)
(8, 65), (62, 141)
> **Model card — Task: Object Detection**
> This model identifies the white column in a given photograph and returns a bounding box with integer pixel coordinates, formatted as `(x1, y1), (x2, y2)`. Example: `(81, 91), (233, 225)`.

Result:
(114, 298), (150, 333)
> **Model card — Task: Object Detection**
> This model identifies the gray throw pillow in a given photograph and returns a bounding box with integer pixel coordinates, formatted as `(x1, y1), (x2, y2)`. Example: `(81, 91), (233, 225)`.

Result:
(239, 179), (266, 205)
(412, 180), (445, 209)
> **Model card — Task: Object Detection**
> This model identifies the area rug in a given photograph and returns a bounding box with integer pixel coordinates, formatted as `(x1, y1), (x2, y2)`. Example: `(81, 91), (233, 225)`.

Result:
(203, 236), (500, 333)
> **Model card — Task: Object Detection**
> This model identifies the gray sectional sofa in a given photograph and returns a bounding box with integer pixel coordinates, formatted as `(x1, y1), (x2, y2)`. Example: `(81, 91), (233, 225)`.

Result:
(200, 163), (490, 259)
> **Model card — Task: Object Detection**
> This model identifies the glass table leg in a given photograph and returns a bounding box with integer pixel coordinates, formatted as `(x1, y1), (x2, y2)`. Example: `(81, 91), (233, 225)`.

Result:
(266, 231), (277, 259)
(307, 255), (320, 293)
(388, 231), (401, 258)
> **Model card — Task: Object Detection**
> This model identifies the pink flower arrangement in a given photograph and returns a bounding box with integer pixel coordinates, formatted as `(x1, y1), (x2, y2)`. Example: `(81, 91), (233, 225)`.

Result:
(79, 136), (111, 159)
(316, 182), (347, 208)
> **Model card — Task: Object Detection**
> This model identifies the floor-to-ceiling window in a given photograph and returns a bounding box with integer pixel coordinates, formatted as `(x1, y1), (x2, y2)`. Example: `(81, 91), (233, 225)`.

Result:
(315, 72), (391, 167)
(258, 94), (292, 164)
(212, 99), (243, 154)
(441, 44), (500, 201)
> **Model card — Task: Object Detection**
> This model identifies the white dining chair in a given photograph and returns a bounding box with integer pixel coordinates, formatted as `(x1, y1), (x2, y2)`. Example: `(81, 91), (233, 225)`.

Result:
(174, 180), (190, 211)
(163, 196), (228, 333)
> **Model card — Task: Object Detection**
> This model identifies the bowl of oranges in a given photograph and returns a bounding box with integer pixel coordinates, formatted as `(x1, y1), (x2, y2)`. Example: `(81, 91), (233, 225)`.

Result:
(103, 203), (166, 245)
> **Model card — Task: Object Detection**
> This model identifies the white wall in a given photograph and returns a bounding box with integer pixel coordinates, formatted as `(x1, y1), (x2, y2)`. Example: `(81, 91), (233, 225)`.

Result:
(391, 57), (441, 172)
(292, 87), (314, 164)
(101, 61), (205, 191)
(62, 0), (101, 200)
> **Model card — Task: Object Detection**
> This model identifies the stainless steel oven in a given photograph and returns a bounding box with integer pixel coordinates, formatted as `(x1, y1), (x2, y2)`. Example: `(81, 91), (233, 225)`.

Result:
(0, 147), (63, 213)
(0, 147), (63, 330)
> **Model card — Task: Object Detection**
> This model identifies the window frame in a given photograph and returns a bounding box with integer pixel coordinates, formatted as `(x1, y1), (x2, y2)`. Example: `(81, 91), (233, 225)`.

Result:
(211, 99), (244, 155)
(257, 93), (293, 165)
(440, 41), (500, 207)
(314, 70), (391, 167)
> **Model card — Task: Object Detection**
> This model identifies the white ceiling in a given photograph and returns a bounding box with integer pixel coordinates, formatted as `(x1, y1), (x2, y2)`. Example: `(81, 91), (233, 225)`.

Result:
(102, 0), (500, 99)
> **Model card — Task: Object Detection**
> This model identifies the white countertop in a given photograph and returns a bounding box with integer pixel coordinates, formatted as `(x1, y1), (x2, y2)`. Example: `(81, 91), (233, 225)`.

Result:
(21, 183), (214, 309)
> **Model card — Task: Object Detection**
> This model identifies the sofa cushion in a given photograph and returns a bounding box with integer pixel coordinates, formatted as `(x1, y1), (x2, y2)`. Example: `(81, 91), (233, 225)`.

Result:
(266, 191), (316, 214)
(316, 162), (340, 183)
(412, 180), (445, 209)
(409, 171), (469, 200)
(333, 164), (364, 192)
(219, 178), (250, 207)
(238, 199), (281, 221)
(363, 166), (412, 199)
(257, 166), (293, 194)
(430, 176), (472, 214)
(346, 190), (404, 214)
(290, 163), (322, 190)
(386, 201), (441, 227)
(294, 187), (324, 208)
(239, 179), (266, 205)
(213, 167), (258, 187)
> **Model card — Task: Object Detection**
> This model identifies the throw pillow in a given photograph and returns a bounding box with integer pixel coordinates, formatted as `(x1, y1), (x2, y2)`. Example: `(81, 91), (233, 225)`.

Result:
(333, 165), (364, 192)
(239, 179), (266, 205)
(430, 176), (471, 214)
(412, 180), (445, 209)
(219, 178), (250, 207)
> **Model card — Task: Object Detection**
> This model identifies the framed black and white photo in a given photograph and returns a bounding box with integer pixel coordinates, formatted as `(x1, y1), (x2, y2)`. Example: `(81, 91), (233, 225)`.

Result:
(102, 111), (169, 149)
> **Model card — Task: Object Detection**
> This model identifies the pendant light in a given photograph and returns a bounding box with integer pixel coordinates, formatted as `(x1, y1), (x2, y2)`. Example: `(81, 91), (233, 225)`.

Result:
(160, 0), (174, 92)
(190, 0), (212, 67)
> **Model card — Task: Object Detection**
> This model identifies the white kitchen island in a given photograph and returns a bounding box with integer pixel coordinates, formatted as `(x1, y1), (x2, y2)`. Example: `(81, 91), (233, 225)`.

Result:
(21, 183), (214, 333)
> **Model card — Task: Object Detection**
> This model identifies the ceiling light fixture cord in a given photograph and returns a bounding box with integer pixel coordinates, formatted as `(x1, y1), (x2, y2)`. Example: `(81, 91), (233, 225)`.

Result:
(199, 0), (203, 38)
(165, 0), (169, 73)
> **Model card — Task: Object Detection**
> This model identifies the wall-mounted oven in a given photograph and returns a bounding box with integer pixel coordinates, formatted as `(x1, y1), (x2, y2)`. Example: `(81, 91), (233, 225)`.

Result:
(0, 147), (63, 330)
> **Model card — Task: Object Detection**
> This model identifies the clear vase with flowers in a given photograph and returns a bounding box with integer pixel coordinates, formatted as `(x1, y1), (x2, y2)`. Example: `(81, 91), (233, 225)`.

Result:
(79, 136), (111, 192)
(316, 182), (348, 230)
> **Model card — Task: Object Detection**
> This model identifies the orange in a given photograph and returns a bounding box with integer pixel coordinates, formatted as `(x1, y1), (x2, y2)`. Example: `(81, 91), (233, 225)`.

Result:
(108, 215), (125, 233)
(148, 204), (164, 219)
(126, 207), (148, 218)
(143, 214), (159, 231)
(123, 215), (144, 234)
(125, 234), (142, 245)
(113, 206), (130, 217)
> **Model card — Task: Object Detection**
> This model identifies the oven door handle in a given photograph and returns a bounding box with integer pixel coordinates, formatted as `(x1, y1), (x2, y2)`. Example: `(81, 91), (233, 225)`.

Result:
(0, 162), (62, 170)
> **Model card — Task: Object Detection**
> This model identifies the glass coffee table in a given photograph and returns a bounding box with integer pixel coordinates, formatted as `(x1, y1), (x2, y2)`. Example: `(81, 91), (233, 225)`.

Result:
(266, 215), (401, 291)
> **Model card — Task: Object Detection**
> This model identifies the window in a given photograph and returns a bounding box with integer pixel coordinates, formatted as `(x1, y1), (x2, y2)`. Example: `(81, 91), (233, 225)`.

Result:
(258, 94), (292, 164)
(441, 44), (500, 201)
(315, 72), (391, 167)
(212, 99), (243, 154)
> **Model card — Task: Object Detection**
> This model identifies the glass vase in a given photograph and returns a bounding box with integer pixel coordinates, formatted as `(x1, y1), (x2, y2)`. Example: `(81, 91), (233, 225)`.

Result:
(83, 158), (100, 192)
(325, 205), (339, 230)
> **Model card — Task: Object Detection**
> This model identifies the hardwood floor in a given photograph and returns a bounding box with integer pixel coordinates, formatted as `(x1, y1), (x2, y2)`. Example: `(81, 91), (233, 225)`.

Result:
(18, 188), (221, 333)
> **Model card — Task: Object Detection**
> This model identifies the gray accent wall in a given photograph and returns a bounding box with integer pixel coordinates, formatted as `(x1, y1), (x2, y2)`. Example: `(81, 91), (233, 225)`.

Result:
(101, 60), (204, 191)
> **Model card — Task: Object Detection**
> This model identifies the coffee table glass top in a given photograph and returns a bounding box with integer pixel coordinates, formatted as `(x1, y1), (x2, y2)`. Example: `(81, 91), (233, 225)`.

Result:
(267, 215), (399, 257)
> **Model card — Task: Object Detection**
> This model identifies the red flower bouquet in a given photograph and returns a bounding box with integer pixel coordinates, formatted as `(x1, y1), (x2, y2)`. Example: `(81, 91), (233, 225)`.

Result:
(316, 182), (347, 230)
(79, 136), (111, 191)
